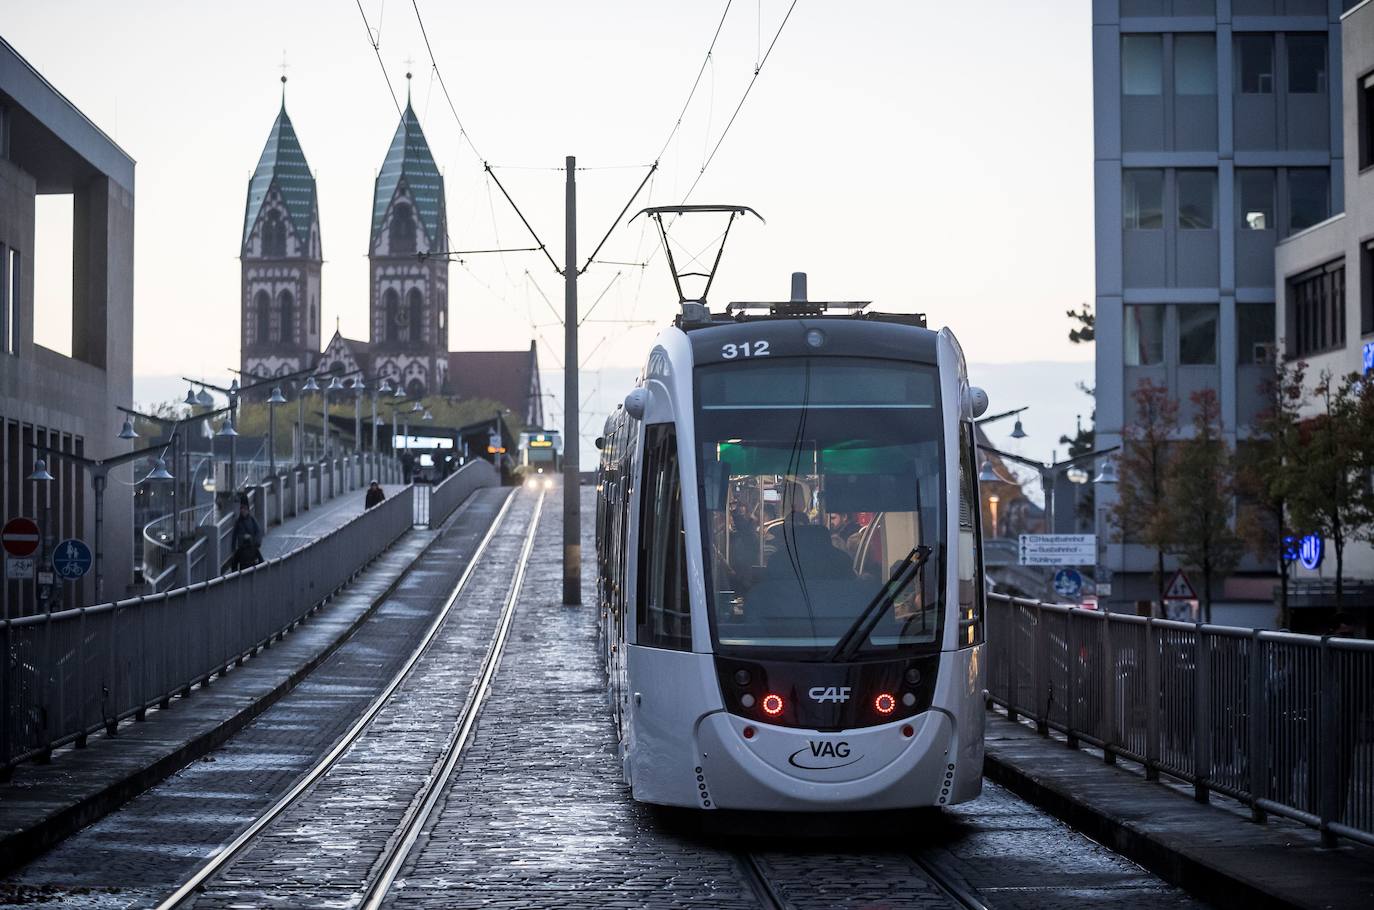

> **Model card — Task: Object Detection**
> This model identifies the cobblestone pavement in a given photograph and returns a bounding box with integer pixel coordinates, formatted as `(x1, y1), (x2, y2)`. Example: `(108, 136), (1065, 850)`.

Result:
(0, 488), (510, 910)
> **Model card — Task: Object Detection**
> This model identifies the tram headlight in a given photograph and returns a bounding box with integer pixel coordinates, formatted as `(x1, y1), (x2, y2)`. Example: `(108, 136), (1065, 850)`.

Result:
(525, 478), (538, 490)
(874, 692), (896, 715)
(761, 693), (784, 717)
(805, 328), (826, 348)
(543, 477), (554, 489)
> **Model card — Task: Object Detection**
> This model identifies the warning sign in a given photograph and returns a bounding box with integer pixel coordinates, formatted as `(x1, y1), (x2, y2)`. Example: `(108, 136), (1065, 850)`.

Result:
(1163, 570), (1197, 601)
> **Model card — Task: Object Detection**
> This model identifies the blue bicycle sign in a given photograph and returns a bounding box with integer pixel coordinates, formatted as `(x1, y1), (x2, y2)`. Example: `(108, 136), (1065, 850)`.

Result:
(52, 538), (92, 580)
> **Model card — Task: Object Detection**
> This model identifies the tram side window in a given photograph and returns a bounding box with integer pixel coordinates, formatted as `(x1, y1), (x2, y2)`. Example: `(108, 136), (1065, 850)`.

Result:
(958, 424), (985, 647)
(637, 424), (692, 650)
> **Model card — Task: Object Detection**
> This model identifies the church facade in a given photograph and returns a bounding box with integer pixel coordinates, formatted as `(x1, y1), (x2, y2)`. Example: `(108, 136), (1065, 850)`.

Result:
(240, 84), (542, 428)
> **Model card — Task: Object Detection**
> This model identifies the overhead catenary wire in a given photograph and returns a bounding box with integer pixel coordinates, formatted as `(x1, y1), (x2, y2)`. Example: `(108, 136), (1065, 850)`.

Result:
(652, 0), (734, 164)
(355, 0), (403, 116)
(410, 0), (485, 162)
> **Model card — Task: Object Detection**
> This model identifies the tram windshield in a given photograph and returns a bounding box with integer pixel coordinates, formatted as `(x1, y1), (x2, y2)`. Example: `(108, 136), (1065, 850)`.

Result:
(695, 357), (946, 659)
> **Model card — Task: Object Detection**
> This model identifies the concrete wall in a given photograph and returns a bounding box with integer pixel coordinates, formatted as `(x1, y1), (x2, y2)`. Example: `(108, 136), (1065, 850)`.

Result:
(0, 38), (135, 615)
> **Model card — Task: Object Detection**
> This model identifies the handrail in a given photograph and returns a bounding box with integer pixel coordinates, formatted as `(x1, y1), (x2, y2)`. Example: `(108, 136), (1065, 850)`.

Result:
(984, 592), (1374, 848)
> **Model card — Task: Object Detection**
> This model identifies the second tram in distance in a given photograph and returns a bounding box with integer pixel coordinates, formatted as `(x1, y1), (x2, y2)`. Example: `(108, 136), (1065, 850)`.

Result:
(595, 278), (989, 812)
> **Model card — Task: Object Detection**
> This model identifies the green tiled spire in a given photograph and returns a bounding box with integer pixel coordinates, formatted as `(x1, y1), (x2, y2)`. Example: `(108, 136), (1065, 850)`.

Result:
(371, 100), (446, 248)
(243, 99), (317, 250)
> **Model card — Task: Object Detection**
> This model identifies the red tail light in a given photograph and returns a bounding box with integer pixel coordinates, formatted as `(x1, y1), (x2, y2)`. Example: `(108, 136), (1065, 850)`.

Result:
(761, 693), (784, 716)
(874, 692), (896, 715)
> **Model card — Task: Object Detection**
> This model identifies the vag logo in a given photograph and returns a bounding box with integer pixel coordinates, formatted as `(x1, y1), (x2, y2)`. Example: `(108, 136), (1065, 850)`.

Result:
(788, 740), (862, 770)
(808, 686), (851, 704)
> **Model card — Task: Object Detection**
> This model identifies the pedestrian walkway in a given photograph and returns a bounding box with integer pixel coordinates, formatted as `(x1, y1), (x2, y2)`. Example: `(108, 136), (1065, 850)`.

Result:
(259, 483), (406, 561)
(983, 708), (1374, 910)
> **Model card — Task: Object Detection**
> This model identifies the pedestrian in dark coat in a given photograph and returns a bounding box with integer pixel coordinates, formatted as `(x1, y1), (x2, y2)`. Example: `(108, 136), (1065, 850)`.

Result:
(230, 498), (263, 571)
(365, 481), (386, 509)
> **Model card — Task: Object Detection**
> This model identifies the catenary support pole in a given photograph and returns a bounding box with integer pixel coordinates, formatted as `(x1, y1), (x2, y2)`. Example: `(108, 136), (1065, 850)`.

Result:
(563, 155), (580, 605)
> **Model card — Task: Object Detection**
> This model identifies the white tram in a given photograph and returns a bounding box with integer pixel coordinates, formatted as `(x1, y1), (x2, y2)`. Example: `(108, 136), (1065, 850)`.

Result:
(595, 282), (990, 812)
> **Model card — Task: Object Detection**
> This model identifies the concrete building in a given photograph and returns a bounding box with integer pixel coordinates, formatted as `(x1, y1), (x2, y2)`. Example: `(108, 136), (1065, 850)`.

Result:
(1093, 0), (1358, 625)
(1272, 0), (1374, 615)
(0, 36), (136, 615)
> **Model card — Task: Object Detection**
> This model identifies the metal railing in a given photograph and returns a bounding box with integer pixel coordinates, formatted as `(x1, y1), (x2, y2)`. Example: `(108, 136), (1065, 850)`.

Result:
(0, 485), (415, 773)
(427, 460), (498, 530)
(986, 593), (1374, 847)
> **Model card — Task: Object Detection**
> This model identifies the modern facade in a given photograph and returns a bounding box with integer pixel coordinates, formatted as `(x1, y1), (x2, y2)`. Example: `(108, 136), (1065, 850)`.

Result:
(1093, 0), (1357, 625)
(239, 85), (542, 429)
(1273, 0), (1374, 599)
(0, 36), (136, 614)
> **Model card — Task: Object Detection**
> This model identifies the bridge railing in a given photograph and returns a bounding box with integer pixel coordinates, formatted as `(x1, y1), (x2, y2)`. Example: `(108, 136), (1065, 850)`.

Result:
(0, 484), (415, 775)
(986, 593), (1374, 848)
(427, 460), (498, 530)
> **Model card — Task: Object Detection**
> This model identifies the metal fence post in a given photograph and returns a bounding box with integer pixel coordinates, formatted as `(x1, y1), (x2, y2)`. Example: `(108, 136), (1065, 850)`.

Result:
(1, 619), (11, 772)
(1102, 611), (1117, 764)
(1318, 637), (1339, 847)
(1193, 624), (1211, 803)
(1145, 617), (1160, 781)
(1247, 629), (1268, 823)
(1066, 613), (1080, 749)
(1005, 601), (1020, 722)
(1034, 604), (1049, 735)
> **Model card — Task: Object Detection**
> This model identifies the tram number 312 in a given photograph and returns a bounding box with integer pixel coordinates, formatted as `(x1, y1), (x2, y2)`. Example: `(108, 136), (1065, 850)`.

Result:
(720, 340), (770, 359)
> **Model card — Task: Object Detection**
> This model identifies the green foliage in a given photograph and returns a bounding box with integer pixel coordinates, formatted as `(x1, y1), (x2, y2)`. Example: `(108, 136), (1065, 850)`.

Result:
(1163, 388), (1242, 622)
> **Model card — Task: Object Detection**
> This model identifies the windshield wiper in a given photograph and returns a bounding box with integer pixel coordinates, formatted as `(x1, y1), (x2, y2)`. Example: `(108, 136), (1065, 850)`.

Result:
(824, 544), (933, 663)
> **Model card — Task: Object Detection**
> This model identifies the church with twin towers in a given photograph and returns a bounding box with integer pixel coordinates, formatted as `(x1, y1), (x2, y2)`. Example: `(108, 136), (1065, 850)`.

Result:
(238, 78), (542, 427)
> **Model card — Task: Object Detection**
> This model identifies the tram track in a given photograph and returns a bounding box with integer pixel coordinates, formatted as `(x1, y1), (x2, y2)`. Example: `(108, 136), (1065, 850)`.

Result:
(153, 488), (543, 910)
(735, 847), (990, 910)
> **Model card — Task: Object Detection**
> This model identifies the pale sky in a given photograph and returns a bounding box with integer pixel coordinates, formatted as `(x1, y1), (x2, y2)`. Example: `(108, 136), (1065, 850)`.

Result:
(7, 0), (1095, 463)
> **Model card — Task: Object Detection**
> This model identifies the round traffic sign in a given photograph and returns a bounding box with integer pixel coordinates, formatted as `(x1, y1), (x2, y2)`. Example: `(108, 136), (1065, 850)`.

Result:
(52, 538), (93, 580)
(1053, 568), (1084, 600)
(2, 517), (40, 558)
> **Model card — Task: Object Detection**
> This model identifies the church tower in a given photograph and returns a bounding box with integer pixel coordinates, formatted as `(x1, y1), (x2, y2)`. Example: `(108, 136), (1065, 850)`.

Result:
(241, 77), (322, 383)
(369, 77), (448, 397)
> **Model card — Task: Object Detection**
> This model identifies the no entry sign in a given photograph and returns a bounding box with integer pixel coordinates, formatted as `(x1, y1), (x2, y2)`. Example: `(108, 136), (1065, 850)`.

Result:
(2, 517), (40, 558)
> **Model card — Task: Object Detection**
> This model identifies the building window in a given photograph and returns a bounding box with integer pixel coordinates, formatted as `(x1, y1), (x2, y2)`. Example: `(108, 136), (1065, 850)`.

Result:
(1288, 168), (1330, 232)
(1123, 169), (1164, 229)
(1177, 170), (1216, 229)
(1, 244), (9, 355)
(1122, 35), (1163, 96)
(1237, 303), (1276, 364)
(1237, 169), (1274, 230)
(1125, 305), (1165, 365)
(1286, 35), (1327, 94)
(390, 203), (417, 255)
(636, 423), (692, 651)
(1361, 241), (1373, 336)
(384, 288), (401, 342)
(1361, 73), (1374, 171)
(1236, 35), (1274, 94)
(1288, 261), (1345, 358)
(1175, 35), (1216, 96)
(277, 289), (294, 344)
(255, 290), (271, 345)
(262, 210), (287, 258)
(7, 247), (18, 354)
(1179, 304), (1218, 365)
(407, 288), (424, 343)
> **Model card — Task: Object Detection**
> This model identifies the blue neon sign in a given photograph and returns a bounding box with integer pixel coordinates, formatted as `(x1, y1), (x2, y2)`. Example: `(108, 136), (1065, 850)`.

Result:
(1363, 342), (1374, 375)
(1298, 534), (1323, 570)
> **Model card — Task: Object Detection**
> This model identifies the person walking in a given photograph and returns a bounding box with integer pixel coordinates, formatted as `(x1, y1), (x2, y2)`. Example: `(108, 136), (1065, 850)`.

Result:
(365, 480), (386, 509)
(230, 496), (263, 571)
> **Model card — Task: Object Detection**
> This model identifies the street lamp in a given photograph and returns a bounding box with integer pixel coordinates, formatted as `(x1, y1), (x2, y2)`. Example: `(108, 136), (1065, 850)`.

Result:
(118, 406), (228, 551)
(299, 374), (320, 463)
(323, 375), (344, 459)
(1093, 457), (1119, 485)
(28, 441), (175, 604)
(118, 416), (139, 440)
(978, 442), (1121, 535)
(216, 414), (239, 494)
(267, 385), (287, 477)
(977, 406), (1030, 440)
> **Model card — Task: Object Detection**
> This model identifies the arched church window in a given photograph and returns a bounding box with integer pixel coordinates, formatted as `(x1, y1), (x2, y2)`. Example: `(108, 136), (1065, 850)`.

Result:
(310, 299), (317, 334)
(384, 288), (401, 342)
(407, 378), (425, 399)
(277, 290), (294, 344)
(390, 203), (417, 254)
(263, 210), (287, 258)
(255, 290), (271, 344)
(407, 288), (425, 344)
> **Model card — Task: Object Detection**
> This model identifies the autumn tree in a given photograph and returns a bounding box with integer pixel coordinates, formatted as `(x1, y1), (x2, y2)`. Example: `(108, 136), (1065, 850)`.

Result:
(1284, 370), (1374, 611)
(1236, 359), (1307, 627)
(1110, 378), (1179, 615)
(1164, 389), (1242, 623)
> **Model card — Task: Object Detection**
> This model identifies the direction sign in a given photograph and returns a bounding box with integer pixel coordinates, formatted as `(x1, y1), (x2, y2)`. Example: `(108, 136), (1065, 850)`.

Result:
(1, 517), (40, 558)
(1163, 569), (1197, 601)
(52, 538), (92, 581)
(1018, 534), (1096, 566)
(1053, 568), (1084, 600)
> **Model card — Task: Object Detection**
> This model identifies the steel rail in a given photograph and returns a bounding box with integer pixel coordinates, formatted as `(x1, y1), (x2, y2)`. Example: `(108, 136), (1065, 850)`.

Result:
(736, 853), (786, 910)
(910, 850), (990, 910)
(153, 488), (519, 910)
(360, 490), (545, 908)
